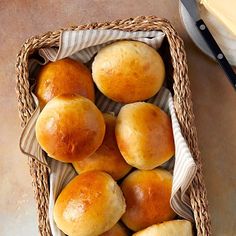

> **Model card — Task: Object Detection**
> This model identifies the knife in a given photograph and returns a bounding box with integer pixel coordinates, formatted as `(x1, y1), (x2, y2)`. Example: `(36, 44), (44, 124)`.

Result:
(181, 0), (236, 90)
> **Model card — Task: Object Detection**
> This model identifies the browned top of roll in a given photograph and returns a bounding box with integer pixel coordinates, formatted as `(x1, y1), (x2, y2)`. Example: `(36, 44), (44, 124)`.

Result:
(116, 102), (175, 170)
(133, 220), (193, 236)
(73, 113), (132, 180)
(35, 94), (105, 162)
(121, 169), (176, 231)
(100, 222), (129, 236)
(92, 40), (165, 103)
(54, 171), (126, 236)
(35, 58), (95, 108)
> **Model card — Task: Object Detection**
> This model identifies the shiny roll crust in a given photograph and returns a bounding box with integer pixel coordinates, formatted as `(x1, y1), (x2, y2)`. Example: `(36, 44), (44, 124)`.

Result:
(116, 102), (175, 170)
(54, 171), (126, 236)
(92, 40), (165, 103)
(100, 222), (129, 236)
(35, 58), (95, 108)
(133, 220), (193, 236)
(73, 113), (132, 180)
(121, 169), (176, 231)
(35, 94), (105, 162)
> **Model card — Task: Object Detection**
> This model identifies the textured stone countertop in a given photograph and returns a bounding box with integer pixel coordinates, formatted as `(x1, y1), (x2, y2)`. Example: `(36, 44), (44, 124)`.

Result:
(0, 0), (235, 235)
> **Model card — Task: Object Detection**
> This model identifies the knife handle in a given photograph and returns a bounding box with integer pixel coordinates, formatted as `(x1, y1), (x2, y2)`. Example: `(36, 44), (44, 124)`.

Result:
(196, 19), (236, 90)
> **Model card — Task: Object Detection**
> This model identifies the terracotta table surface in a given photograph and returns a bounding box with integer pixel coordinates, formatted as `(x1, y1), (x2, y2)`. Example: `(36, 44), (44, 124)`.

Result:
(0, 0), (235, 235)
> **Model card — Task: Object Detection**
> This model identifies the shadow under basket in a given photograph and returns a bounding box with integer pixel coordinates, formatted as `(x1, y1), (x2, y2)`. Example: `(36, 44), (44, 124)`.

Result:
(15, 16), (211, 236)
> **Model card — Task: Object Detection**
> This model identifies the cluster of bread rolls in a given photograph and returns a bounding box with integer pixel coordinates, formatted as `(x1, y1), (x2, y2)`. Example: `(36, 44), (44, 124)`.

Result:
(35, 40), (193, 236)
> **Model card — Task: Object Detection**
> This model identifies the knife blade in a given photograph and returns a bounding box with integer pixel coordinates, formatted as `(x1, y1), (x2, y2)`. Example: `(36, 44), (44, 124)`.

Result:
(181, 0), (236, 90)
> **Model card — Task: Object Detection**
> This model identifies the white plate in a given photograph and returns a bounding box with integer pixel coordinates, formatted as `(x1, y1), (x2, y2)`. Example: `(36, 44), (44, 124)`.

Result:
(179, 1), (236, 66)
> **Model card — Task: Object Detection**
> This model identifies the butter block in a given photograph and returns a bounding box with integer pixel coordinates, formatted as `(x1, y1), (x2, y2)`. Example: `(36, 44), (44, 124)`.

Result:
(201, 0), (236, 36)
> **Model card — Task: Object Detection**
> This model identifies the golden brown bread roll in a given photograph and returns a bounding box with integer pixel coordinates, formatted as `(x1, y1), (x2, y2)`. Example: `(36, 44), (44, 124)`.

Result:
(73, 113), (132, 180)
(121, 169), (176, 231)
(116, 102), (174, 170)
(35, 58), (95, 108)
(54, 171), (126, 236)
(92, 40), (165, 103)
(100, 222), (129, 236)
(133, 220), (193, 236)
(35, 94), (105, 162)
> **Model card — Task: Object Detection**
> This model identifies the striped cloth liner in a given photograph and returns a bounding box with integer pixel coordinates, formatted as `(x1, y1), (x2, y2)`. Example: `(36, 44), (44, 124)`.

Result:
(19, 29), (197, 236)
(39, 30), (165, 63)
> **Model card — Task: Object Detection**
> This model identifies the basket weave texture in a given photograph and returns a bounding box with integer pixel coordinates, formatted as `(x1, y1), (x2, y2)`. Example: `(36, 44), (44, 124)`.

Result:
(15, 16), (211, 236)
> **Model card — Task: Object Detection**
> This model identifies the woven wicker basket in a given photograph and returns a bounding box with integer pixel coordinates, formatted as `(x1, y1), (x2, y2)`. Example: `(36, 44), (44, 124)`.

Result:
(16, 16), (211, 236)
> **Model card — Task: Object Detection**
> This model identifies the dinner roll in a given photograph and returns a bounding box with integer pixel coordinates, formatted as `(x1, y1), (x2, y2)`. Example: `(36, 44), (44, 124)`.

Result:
(92, 40), (165, 103)
(121, 169), (176, 231)
(73, 114), (132, 180)
(35, 58), (95, 108)
(54, 171), (126, 236)
(100, 222), (129, 236)
(133, 220), (193, 236)
(35, 94), (105, 162)
(116, 102), (174, 170)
